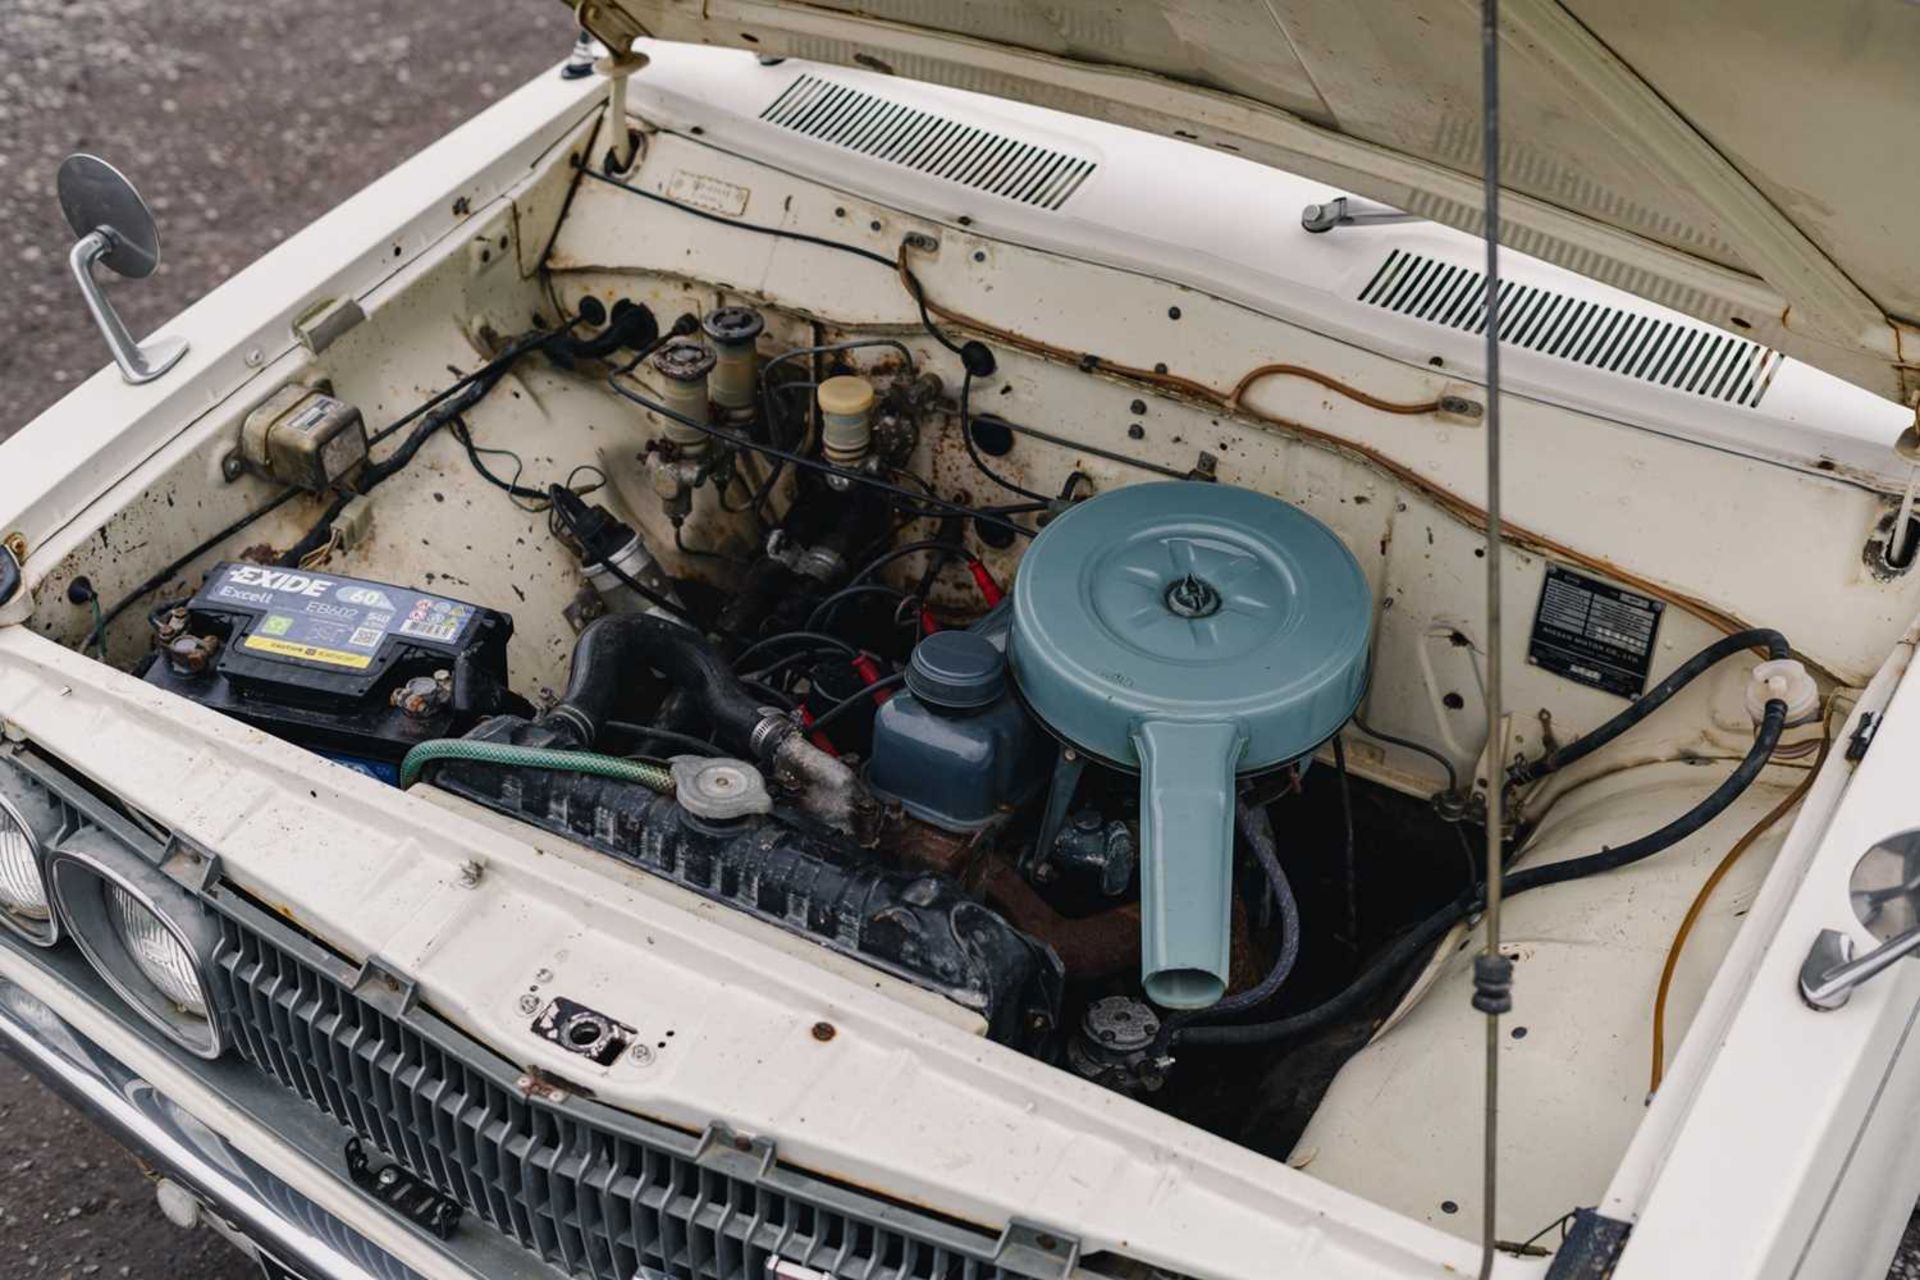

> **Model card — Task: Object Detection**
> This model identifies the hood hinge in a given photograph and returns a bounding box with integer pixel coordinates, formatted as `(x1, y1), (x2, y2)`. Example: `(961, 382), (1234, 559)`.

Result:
(568, 1), (648, 57)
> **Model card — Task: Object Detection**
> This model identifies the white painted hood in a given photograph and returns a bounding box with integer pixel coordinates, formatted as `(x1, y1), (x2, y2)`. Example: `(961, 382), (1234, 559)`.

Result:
(571, 0), (1920, 408)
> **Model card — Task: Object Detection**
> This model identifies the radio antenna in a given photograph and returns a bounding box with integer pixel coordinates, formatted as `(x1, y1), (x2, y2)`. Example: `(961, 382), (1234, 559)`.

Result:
(1472, 1), (1512, 1277)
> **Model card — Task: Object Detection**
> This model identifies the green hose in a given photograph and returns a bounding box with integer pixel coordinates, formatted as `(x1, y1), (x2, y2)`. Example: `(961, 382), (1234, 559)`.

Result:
(399, 739), (675, 792)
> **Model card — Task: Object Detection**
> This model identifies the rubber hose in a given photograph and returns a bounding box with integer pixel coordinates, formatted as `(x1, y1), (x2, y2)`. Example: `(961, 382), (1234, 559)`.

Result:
(399, 740), (673, 792)
(1508, 628), (1787, 785)
(1152, 800), (1301, 1053)
(548, 613), (771, 751)
(1501, 699), (1787, 895)
(1173, 699), (1787, 1051)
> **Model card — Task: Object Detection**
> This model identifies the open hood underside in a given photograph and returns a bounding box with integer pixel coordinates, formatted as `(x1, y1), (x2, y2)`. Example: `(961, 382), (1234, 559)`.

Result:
(577, 0), (1920, 410)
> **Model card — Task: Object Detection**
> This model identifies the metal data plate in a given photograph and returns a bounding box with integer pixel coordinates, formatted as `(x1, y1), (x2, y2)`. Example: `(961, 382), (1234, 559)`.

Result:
(1527, 565), (1663, 698)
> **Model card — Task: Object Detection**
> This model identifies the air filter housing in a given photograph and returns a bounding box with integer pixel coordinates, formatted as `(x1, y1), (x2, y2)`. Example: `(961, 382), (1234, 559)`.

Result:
(1010, 482), (1371, 1008)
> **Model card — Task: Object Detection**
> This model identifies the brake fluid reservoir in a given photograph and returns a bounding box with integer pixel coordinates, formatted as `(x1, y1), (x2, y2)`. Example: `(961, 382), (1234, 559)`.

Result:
(1010, 482), (1371, 1009)
(868, 630), (1050, 831)
(650, 339), (715, 454)
(702, 306), (764, 417)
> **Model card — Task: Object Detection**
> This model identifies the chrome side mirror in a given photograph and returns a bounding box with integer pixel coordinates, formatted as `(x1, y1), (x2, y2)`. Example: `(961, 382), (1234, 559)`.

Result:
(56, 154), (188, 385)
(1799, 831), (1920, 1010)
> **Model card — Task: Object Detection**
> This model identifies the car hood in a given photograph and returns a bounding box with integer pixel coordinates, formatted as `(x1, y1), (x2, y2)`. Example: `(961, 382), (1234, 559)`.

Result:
(569, 0), (1920, 409)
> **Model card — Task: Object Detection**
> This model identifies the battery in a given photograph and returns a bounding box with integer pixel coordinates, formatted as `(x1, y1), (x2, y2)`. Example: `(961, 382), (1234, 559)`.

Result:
(143, 562), (515, 782)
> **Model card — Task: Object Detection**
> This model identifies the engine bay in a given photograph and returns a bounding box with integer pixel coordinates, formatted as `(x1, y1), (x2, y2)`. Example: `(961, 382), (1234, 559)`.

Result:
(11, 96), (1912, 1246)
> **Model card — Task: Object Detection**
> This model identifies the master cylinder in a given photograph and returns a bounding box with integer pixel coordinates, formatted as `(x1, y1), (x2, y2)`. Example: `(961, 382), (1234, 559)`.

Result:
(649, 338), (715, 456)
(701, 306), (763, 421)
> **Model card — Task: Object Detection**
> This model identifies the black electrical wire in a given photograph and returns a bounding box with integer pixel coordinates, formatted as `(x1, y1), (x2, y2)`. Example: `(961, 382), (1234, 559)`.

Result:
(849, 538), (975, 586)
(90, 487), (303, 654)
(733, 631), (857, 667)
(808, 671), (908, 736)
(614, 313), (698, 376)
(275, 491), (354, 568)
(958, 371), (1054, 504)
(1353, 712), (1462, 797)
(742, 645), (858, 685)
(762, 340), (915, 387)
(913, 540), (963, 607)
(607, 373), (1037, 538)
(1508, 627), (1788, 785)
(545, 486), (702, 628)
(605, 720), (724, 757)
(578, 165), (979, 365)
(282, 329), (563, 566)
(93, 312), (616, 650)
(897, 254), (972, 360)
(1162, 698), (1788, 1053)
(741, 677), (796, 709)
(578, 166), (898, 269)
(741, 342), (917, 522)
(361, 361), (518, 490)
(450, 418), (553, 509)
(674, 524), (745, 566)
(1333, 734), (1359, 953)
(804, 583), (910, 634)
(365, 324), (569, 448)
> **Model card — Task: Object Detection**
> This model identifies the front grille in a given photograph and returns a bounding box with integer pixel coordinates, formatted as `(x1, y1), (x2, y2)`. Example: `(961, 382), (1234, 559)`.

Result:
(207, 910), (1023, 1280)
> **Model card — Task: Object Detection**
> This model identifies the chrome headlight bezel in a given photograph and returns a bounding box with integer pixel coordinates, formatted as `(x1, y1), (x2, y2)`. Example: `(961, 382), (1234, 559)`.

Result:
(47, 829), (224, 1059)
(0, 769), (63, 947)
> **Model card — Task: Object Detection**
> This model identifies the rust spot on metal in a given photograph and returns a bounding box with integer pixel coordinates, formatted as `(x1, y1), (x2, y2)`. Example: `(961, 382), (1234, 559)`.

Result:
(974, 857), (1138, 978)
(810, 1021), (836, 1042)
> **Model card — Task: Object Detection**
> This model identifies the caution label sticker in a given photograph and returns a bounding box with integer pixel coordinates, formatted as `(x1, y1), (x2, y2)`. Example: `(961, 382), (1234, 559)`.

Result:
(241, 634), (375, 670)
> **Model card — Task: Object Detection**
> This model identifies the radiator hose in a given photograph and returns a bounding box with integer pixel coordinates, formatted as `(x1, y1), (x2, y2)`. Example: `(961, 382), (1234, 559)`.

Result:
(540, 614), (872, 835)
(544, 614), (764, 751)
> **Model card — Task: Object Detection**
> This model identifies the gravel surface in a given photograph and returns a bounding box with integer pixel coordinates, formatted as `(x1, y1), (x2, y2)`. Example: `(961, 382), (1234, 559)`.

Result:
(2, 3), (1919, 1278)
(0, 1), (559, 1273)
(0, 0), (565, 437)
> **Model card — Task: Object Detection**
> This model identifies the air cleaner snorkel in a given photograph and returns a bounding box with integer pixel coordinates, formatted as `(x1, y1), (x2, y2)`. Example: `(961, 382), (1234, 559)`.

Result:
(1009, 482), (1372, 1008)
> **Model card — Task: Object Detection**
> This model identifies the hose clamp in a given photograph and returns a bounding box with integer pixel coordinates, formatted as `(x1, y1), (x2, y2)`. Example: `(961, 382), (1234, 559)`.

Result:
(547, 704), (596, 745)
(749, 713), (793, 758)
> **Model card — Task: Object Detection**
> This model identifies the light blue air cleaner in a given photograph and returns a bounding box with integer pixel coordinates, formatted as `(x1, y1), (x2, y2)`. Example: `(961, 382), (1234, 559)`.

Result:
(1010, 482), (1371, 1009)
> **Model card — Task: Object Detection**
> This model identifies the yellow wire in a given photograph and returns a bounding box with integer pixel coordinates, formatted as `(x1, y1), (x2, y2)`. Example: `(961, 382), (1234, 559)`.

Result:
(1648, 701), (1834, 1093)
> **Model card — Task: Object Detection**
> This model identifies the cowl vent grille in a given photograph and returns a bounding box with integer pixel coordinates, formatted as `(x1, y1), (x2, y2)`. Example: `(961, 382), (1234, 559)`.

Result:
(1359, 249), (1783, 408)
(760, 75), (1095, 211)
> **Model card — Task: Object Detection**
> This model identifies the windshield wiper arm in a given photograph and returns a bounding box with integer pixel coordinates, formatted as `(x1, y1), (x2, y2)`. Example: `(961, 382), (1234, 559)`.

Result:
(1300, 195), (1424, 233)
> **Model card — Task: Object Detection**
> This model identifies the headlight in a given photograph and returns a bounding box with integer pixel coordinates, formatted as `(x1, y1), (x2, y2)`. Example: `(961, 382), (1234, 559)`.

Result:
(0, 765), (63, 946)
(106, 885), (208, 1016)
(47, 827), (224, 1058)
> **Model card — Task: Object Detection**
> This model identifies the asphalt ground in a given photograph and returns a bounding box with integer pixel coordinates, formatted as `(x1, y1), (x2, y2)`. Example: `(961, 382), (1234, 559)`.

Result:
(2, 2), (1918, 1276)
(0, 2), (561, 1274)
